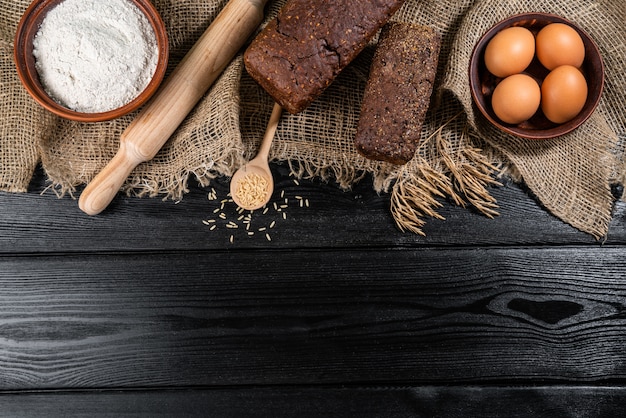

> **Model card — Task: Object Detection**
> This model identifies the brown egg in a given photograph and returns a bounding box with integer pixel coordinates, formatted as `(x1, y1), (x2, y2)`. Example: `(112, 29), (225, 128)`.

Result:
(491, 73), (541, 125)
(536, 23), (585, 70)
(484, 26), (536, 78)
(541, 65), (588, 124)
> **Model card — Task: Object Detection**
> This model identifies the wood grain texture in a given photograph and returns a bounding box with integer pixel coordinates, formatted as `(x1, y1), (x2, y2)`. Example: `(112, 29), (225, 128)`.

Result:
(0, 164), (622, 255)
(0, 246), (624, 389)
(0, 386), (625, 417)
(1, 162), (625, 417)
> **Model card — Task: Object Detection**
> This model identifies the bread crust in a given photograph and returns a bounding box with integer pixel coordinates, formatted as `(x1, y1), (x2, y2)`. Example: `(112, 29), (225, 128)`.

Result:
(244, 0), (406, 114)
(354, 23), (441, 165)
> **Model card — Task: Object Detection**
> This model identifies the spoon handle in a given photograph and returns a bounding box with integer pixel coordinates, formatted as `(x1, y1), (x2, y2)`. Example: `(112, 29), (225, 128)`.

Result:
(256, 102), (283, 161)
(79, 0), (269, 215)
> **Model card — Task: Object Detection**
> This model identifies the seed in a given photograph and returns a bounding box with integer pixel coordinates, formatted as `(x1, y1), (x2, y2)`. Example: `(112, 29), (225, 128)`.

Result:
(233, 172), (270, 209)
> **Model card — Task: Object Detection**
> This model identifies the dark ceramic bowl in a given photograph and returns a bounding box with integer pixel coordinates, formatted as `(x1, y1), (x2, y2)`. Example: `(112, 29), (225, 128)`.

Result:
(14, 0), (169, 122)
(469, 13), (604, 139)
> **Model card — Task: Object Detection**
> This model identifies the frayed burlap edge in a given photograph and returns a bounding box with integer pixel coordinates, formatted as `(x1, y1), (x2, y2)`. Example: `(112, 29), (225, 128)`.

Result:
(122, 57), (247, 201)
(3, 0), (622, 240)
(39, 55), (246, 202)
(439, 0), (624, 240)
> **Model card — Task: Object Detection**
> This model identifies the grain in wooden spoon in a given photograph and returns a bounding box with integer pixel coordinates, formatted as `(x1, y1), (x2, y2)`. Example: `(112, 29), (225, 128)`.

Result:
(230, 102), (283, 211)
(78, 0), (269, 215)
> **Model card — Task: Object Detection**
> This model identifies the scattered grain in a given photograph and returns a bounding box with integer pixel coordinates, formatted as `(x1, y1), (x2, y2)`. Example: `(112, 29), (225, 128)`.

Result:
(205, 177), (313, 243)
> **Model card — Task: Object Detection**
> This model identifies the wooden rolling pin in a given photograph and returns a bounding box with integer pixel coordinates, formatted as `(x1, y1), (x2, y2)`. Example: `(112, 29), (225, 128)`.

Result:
(79, 0), (269, 215)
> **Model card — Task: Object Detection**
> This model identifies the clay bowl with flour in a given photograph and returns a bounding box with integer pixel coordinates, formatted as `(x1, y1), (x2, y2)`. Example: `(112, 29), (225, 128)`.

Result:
(469, 13), (604, 140)
(14, 0), (169, 122)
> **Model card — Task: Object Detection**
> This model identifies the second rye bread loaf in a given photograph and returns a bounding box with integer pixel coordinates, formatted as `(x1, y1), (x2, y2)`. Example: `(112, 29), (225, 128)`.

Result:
(243, 0), (406, 114)
(355, 22), (441, 165)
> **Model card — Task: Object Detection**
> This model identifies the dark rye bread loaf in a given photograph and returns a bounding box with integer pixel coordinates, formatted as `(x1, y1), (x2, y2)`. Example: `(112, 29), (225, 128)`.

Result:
(355, 23), (441, 165)
(243, 0), (406, 114)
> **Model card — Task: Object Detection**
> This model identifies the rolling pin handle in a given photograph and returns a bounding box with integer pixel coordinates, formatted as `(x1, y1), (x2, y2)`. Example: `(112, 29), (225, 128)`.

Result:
(78, 143), (143, 216)
(78, 0), (269, 215)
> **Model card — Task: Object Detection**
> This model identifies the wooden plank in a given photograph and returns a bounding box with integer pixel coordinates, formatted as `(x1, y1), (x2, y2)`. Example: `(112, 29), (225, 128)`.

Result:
(0, 165), (622, 254)
(0, 247), (624, 389)
(0, 386), (624, 417)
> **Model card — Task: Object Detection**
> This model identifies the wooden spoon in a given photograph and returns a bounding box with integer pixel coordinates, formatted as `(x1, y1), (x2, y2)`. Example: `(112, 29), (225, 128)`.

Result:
(230, 102), (282, 211)
(78, 0), (269, 215)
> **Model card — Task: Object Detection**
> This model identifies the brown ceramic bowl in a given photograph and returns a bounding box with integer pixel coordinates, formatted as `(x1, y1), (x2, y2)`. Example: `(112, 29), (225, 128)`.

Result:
(469, 13), (604, 139)
(14, 0), (169, 122)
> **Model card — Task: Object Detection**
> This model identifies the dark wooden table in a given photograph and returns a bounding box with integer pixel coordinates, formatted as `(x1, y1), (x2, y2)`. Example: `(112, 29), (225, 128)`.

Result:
(1, 161), (625, 417)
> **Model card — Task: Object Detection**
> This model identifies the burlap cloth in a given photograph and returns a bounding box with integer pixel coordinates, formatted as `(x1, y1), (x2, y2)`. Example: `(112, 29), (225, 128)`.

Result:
(1, 0), (624, 238)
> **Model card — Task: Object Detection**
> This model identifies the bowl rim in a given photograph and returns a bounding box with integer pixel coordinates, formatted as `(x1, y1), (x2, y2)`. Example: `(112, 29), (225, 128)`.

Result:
(469, 12), (605, 140)
(13, 0), (169, 122)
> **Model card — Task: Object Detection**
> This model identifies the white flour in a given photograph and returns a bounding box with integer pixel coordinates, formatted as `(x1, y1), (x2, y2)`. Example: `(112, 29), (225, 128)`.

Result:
(32, 0), (159, 113)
